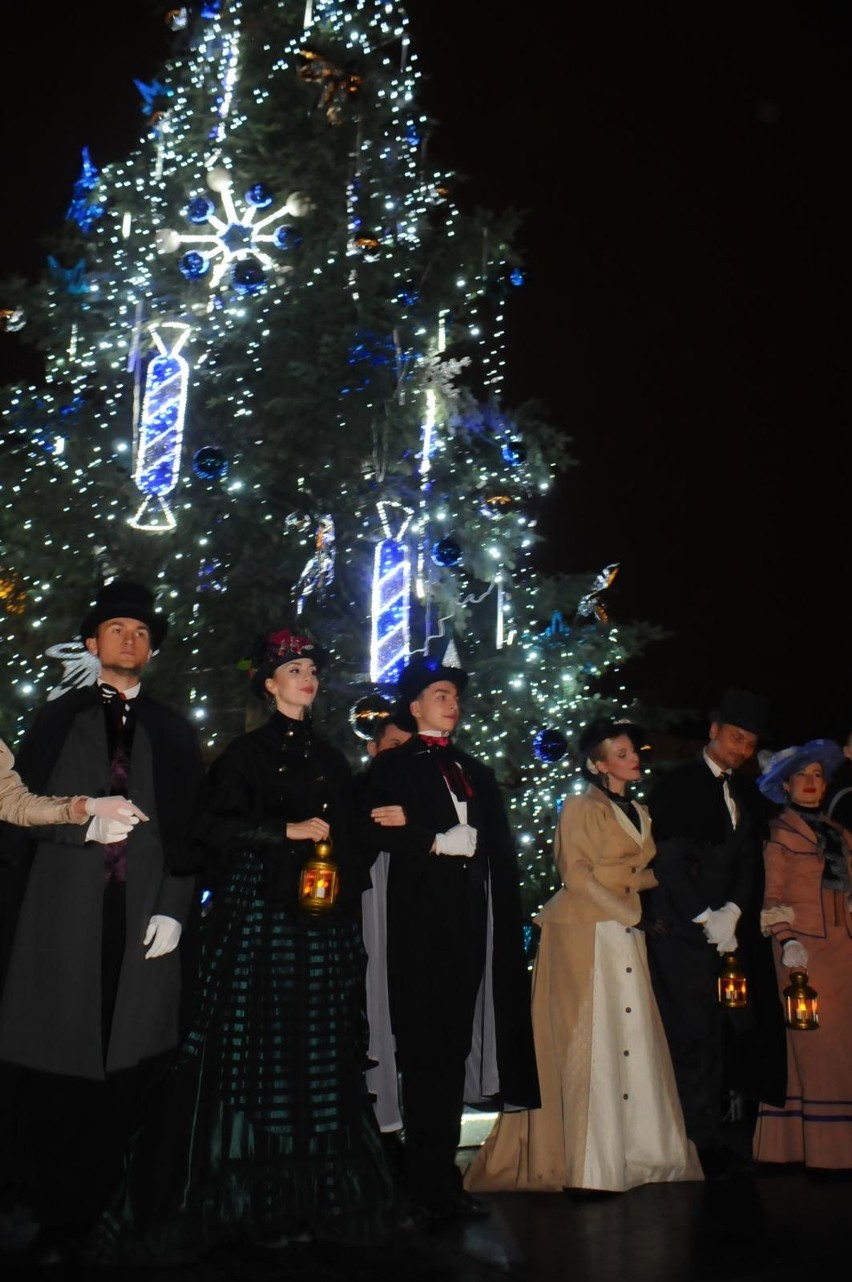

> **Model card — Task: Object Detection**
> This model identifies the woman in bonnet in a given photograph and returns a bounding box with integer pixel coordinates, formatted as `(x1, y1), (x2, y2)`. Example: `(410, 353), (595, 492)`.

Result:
(753, 738), (852, 1171)
(87, 627), (395, 1263)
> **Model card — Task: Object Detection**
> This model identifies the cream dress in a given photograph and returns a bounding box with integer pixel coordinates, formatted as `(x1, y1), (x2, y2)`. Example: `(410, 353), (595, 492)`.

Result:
(464, 785), (702, 1193)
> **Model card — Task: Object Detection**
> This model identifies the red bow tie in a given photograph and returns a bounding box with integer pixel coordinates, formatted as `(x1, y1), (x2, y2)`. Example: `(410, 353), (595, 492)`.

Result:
(419, 734), (452, 749)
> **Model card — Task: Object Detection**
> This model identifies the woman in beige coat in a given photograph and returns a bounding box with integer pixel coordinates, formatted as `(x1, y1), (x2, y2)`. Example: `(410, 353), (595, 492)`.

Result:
(464, 719), (702, 1194)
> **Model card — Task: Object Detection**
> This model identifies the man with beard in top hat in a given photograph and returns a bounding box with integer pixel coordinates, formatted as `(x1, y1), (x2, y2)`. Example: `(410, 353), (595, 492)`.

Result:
(0, 580), (204, 1263)
(361, 644), (539, 1226)
(641, 689), (787, 1180)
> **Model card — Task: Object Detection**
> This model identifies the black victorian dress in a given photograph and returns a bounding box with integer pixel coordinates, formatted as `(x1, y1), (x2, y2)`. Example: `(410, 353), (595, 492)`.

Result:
(87, 711), (396, 1264)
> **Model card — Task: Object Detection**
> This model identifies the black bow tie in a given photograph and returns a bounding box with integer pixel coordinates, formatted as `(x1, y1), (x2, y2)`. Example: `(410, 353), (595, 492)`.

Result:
(717, 772), (732, 785)
(100, 684), (127, 706)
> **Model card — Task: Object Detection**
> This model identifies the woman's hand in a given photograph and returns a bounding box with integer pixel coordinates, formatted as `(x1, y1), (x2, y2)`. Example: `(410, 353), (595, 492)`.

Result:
(371, 805), (407, 827)
(286, 817), (330, 843)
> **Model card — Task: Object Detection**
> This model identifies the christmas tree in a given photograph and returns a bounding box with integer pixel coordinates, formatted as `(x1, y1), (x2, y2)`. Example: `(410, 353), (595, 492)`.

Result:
(0, 0), (664, 917)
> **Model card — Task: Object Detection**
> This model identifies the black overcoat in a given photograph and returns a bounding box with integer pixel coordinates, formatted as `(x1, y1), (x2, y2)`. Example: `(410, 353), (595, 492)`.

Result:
(361, 736), (539, 1110)
(642, 757), (786, 1108)
(0, 686), (203, 1079)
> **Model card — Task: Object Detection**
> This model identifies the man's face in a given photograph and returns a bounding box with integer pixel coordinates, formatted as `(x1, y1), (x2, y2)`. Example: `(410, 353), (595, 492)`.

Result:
(368, 722), (413, 758)
(86, 616), (153, 683)
(707, 720), (759, 772)
(411, 680), (460, 735)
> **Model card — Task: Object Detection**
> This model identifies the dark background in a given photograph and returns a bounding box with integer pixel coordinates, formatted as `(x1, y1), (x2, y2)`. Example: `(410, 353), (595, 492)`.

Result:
(1, 2), (850, 747)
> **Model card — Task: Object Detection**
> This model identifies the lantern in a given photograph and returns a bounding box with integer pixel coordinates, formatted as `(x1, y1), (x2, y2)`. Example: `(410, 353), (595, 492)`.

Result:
(784, 969), (819, 1031)
(298, 836), (339, 913)
(718, 952), (747, 1008)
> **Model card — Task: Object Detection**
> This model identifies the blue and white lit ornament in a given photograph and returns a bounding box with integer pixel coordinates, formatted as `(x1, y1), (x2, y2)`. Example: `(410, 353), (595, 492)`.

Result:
(533, 728), (569, 763)
(192, 446), (228, 481)
(430, 537), (462, 568)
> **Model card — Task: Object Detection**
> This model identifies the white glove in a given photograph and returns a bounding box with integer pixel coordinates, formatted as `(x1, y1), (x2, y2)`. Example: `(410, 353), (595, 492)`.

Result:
(717, 934), (739, 956)
(703, 901), (741, 947)
(85, 796), (148, 823)
(85, 815), (134, 844)
(781, 939), (809, 970)
(143, 915), (182, 959)
(433, 824), (478, 858)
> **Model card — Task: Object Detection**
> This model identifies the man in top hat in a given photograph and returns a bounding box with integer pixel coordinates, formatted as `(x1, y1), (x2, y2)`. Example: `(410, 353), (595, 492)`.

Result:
(640, 689), (787, 1179)
(361, 646), (539, 1225)
(0, 580), (204, 1263)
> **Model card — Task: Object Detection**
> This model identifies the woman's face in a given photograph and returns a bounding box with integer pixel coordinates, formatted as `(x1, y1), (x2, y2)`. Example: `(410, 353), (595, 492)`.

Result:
(784, 761), (827, 808)
(594, 733), (642, 786)
(264, 658), (319, 719)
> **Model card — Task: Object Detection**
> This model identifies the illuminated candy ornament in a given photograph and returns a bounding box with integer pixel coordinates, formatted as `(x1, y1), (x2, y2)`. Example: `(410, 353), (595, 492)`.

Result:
(192, 446), (228, 480)
(129, 321), (191, 533)
(431, 537), (462, 568)
(350, 693), (393, 741)
(533, 728), (569, 763)
(354, 234), (380, 259)
(371, 502), (413, 687)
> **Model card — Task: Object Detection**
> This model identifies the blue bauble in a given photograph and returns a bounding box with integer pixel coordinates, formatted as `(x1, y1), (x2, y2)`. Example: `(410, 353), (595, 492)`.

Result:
(274, 224), (303, 250)
(430, 537), (462, 568)
(245, 183), (273, 208)
(533, 728), (569, 763)
(179, 251), (209, 281)
(192, 446), (228, 481)
(501, 438), (526, 465)
(186, 196), (215, 224)
(200, 1), (221, 16)
(231, 256), (266, 295)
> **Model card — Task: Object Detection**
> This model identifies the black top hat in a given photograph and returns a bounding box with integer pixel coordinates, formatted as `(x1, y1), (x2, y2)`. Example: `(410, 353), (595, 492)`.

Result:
(79, 580), (169, 650)
(248, 627), (328, 698)
(396, 651), (468, 710)
(710, 689), (768, 738)
(577, 718), (646, 759)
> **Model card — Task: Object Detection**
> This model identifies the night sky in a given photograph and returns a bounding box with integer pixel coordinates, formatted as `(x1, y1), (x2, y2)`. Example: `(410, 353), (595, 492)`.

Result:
(1, 2), (850, 746)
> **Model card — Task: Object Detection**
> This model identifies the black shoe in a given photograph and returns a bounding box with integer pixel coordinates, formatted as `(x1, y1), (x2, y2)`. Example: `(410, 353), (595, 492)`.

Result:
(698, 1146), (756, 1182)
(454, 1191), (490, 1218)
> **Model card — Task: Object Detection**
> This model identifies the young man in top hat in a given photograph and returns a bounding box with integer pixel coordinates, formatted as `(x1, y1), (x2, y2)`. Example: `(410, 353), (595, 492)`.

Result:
(0, 580), (204, 1263)
(361, 648), (539, 1225)
(640, 689), (787, 1179)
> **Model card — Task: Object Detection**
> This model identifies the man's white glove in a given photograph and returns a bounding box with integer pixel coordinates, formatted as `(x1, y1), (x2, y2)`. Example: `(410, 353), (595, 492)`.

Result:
(143, 915), (182, 959)
(433, 824), (478, 858)
(85, 796), (148, 823)
(781, 939), (809, 970)
(85, 815), (134, 844)
(702, 901), (741, 949)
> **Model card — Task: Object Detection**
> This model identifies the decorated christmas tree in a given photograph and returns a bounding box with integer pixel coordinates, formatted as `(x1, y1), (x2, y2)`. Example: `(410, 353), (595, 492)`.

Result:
(0, 0), (663, 917)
